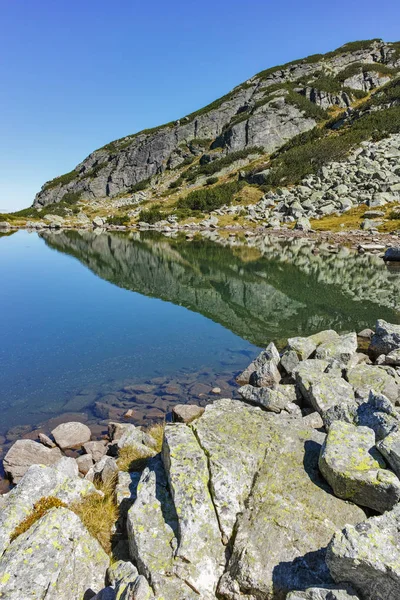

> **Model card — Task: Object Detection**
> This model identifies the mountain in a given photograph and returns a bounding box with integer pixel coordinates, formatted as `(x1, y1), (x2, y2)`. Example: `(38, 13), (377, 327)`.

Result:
(32, 38), (400, 217)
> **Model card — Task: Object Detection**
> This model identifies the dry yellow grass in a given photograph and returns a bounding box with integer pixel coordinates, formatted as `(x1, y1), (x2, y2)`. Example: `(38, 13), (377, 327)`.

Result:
(146, 422), (165, 452)
(10, 496), (67, 541)
(116, 444), (155, 473)
(70, 475), (118, 555)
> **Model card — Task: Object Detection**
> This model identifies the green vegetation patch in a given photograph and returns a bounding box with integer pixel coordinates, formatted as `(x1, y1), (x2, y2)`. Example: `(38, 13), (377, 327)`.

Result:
(43, 170), (78, 190)
(285, 90), (328, 120)
(129, 178), (152, 194)
(107, 214), (130, 226)
(177, 180), (244, 212)
(138, 205), (164, 224)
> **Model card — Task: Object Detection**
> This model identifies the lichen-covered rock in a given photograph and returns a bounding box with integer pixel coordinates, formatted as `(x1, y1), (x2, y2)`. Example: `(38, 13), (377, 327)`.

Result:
(346, 363), (399, 403)
(307, 373), (355, 414)
(286, 585), (359, 599)
(319, 421), (400, 512)
(127, 456), (197, 599)
(0, 462), (97, 556)
(326, 505), (400, 600)
(293, 359), (329, 403)
(315, 333), (357, 364)
(236, 343), (280, 385)
(162, 424), (225, 597)
(218, 421), (364, 599)
(3, 439), (62, 483)
(83, 440), (107, 462)
(287, 336), (316, 360)
(377, 429), (400, 477)
(309, 330), (340, 347)
(109, 423), (157, 456)
(322, 390), (400, 440)
(280, 349), (300, 375)
(0, 507), (109, 599)
(370, 319), (400, 355)
(238, 383), (298, 413)
(51, 421), (92, 449)
(249, 358), (281, 387)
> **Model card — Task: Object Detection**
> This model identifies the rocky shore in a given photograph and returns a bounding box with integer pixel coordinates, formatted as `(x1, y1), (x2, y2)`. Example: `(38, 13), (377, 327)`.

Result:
(2, 319), (400, 598)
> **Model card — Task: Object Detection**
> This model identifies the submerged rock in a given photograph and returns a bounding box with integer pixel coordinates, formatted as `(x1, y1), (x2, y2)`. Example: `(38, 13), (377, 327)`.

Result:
(327, 505), (400, 600)
(0, 507), (109, 599)
(319, 421), (400, 512)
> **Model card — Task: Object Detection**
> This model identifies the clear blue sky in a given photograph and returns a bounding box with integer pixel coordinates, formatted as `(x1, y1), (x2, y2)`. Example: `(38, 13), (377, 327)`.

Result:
(1, 0), (399, 211)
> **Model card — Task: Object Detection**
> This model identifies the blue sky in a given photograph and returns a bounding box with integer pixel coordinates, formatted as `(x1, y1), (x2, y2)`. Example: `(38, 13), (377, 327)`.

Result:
(1, 0), (399, 211)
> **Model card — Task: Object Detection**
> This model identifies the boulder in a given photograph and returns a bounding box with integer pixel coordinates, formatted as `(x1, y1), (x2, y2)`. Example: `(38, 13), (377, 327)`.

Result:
(377, 429), (400, 477)
(302, 411), (324, 429)
(236, 342), (280, 385)
(218, 411), (364, 599)
(307, 373), (355, 414)
(249, 358), (281, 387)
(83, 440), (107, 462)
(0, 508), (109, 599)
(286, 586), (359, 599)
(370, 319), (400, 355)
(92, 455), (118, 485)
(238, 383), (299, 414)
(172, 404), (205, 423)
(327, 505), (400, 600)
(162, 424), (225, 597)
(93, 216), (105, 227)
(108, 423), (157, 456)
(385, 349), (400, 366)
(319, 421), (400, 512)
(76, 453), (93, 475)
(51, 421), (92, 449)
(127, 456), (197, 598)
(293, 359), (329, 404)
(3, 439), (62, 483)
(287, 336), (316, 360)
(308, 330), (340, 346)
(315, 333), (357, 364)
(346, 363), (399, 403)
(322, 390), (400, 440)
(0, 461), (97, 556)
(280, 350), (300, 375)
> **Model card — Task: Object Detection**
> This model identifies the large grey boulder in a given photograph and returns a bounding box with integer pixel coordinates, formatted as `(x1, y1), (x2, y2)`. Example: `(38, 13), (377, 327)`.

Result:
(319, 421), (400, 512)
(249, 358), (281, 387)
(370, 319), (400, 355)
(346, 363), (399, 403)
(327, 505), (400, 600)
(162, 424), (225, 597)
(3, 439), (62, 483)
(377, 429), (400, 477)
(218, 418), (364, 599)
(293, 359), (329, 404)
(238, 383), (299, 414)
(287, 336), (316, 360)
(0, 461), (97, 556)
(315, 333), (357, 364)
(286, 586), (359, 599)
(322, 390), (400, 440)
(307, 373), (355, 414)
(236, 342), (280, 385)
(51, 421), (92, 449)
(127, 456), (199, 599)
(0, 508), (109, 599)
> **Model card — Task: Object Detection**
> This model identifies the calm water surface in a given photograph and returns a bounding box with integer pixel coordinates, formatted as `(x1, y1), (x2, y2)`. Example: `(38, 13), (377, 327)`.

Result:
(1, 229), (400, 446)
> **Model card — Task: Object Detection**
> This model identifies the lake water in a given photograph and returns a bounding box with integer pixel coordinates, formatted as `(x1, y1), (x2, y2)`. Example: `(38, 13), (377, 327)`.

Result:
(1, 229), (400, 478)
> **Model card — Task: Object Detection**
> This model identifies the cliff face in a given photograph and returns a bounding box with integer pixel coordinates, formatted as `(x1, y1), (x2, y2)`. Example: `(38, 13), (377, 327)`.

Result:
(33, 39), (400, 207)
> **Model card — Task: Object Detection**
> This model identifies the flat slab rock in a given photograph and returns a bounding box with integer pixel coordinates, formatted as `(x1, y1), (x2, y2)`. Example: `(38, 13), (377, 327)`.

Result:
(327, 504), (400, 600)
(319, 421), (400, 513)
(0, 507), (109, 599)
(217, 410), (364, 600)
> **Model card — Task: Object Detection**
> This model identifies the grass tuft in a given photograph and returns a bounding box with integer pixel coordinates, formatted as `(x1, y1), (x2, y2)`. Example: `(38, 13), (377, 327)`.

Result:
(10, 497), (67, 541)
(117, 445), (155, 473)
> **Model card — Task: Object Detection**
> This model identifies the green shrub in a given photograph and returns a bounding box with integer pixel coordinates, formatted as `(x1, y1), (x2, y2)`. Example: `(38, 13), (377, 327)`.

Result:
(177, 181), (244, 212)
(138, 206), (164, 224)
(43, 170), (77, 190)
(336, 62), (396, 83)
(62, 192), (82, 205)
(129, 178), (151, 193)
(285, 90), (328, 120)
(184, 147), (264, 181)
(107, 214), (130, 226)
(206, 176), (219, 185)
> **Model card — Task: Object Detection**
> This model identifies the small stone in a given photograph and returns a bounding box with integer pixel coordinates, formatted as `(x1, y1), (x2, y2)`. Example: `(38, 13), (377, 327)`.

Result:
(51, 422), (92, 450)
(38, 432), (56, 448)
(76, 454), (94, 475)
(211, 387), (221, 395)
(83, 440), (107, 462)
(302, 412), (324, 429)
(124, 409), (134, 418)
(172, 404), (205, 423)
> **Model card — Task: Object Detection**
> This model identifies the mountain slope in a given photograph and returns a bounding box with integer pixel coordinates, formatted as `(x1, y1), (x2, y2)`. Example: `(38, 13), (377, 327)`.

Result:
(33, 39), (400, 210)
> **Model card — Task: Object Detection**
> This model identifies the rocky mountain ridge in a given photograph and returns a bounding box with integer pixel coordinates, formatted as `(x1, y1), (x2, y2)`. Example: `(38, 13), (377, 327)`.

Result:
(32, 38), (400, 212)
